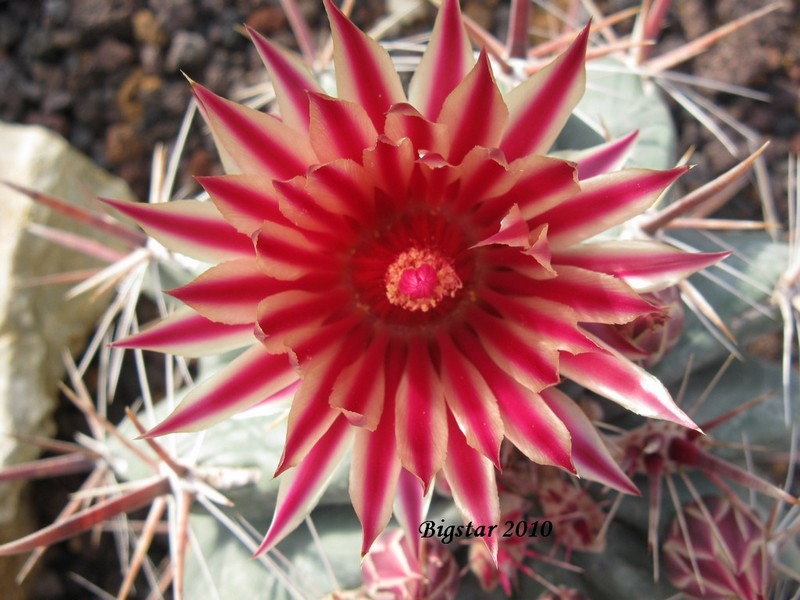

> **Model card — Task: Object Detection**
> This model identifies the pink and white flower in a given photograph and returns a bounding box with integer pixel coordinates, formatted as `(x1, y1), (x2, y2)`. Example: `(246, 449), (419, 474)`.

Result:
(105, 0), (726, 559)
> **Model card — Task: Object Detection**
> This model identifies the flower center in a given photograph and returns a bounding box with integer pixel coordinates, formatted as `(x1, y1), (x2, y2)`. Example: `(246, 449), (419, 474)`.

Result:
(384, 247), (462, 312)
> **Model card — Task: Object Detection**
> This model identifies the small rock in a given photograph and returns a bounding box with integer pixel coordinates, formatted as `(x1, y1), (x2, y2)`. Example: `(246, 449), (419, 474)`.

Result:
(104, 121), (147, 165)
(245, 6), (287, 36)
(149, 0), (196, 34)
(43, 0), (70, 26)
(132, 9), (167, 47)
(165, 30), (210, 73)
(139, 43), (164, 74)
(94, 37), (135, 73)
(67, 0), (136, 33)
(48, 28), (81, 51)
(116, 68), (162, 123)
(0, 14), (22, 49)
(41, 90), (73, 113)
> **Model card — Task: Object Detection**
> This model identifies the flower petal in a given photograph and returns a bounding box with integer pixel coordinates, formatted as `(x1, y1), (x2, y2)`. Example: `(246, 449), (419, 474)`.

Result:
(247, 26), (323, 132)
(350, 393), (401, 556)
(308, 93), (378, 162)
(275, 329), (367, 474)
(492, 265), (657, 324)
(112, 308), (253, 357)
(455, 328), (573, 471)
(540, 387), (639, 495)
(192, 82), (314, 179)
(480, 290), (599, 355)
(396, 338), (447, 491)
(362, 137), (417, 203)
(472, 204), (530, 249)
(554, 241), (729, 292)
(274, 176), (348, 234)
(442, 410), (500, 563)
(438, 51), (508, 164)
(447, 147), (514, 214)
(169, 259), (286, 325)
(384, 103), (449, 156)
(500, 24), (589, 159)
(304, 159), (377, 225)
(475, 154), (579, 227)
(393, 468), (432, 555)
(467, 308), (560, 392)
(101, 198), (252, 262)
(256, 288), (349, 353)
(145, 344), (298, 436)
(408, 0), (473, 120)
(532, 166), (688, 251)
(329, 332), (389, 430)
(559, 345), (698, 430)
(254, 220), (341, 280)
(437, 333), (503, 467)
(198, 174), (285, 236)
(567, 130), (639, 180)
(256, 416), (353, 555)
(323, 0), (405, 129)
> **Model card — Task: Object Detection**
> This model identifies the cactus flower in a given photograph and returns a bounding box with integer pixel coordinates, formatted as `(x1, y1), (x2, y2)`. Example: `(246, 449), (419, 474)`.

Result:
(663, 496), (768, 600)
(105, 0), (726, 559)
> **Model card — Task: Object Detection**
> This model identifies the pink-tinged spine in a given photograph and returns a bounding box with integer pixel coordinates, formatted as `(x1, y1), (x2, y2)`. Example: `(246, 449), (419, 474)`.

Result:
(534, 166), (689, 250)
(540, 388), (640, 495)
(572, 130), (639, 179)
(0, 477), (170, 556)
(554, 241), (730, 293)
(323, 0), (406, 130)
(192, 82), (315, 178)
(308, 93), (379, 162)
(256, 416), (353, 556)
(501, 24), (589, 159)
(408, 0), (474, 120)
(246, 26), (323, 132)
(559, 346), (699, 431)
(669, 438), (799, 504)
(101, 198), (253, 262)
(438, 51), (508, 165)
(396, 338), (447, 492)
(112, 309), (254, 357)
(442, 410), (500, 564)
(144, 345), (298, 436)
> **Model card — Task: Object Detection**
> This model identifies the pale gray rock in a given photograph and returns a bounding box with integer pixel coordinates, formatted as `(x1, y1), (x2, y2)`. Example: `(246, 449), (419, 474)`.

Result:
(0, 122), (135, 581)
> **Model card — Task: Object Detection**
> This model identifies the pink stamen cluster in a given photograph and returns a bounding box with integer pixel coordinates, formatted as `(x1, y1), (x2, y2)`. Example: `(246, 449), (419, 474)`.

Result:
(385, 247), (463, 312)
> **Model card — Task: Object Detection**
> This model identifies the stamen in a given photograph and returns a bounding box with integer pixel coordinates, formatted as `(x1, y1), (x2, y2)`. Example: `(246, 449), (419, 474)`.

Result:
(385, 247), (462, 312)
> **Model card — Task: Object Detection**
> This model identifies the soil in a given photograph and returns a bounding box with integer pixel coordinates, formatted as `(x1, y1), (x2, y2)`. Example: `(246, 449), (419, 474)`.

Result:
(0, 0), (798, 598)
